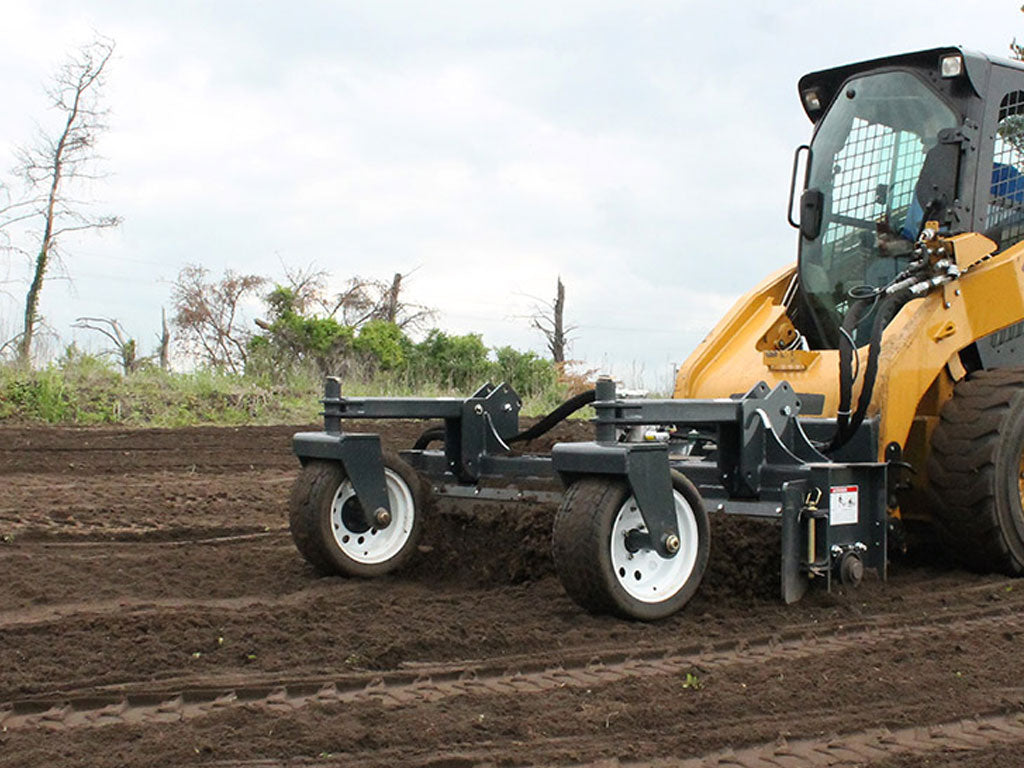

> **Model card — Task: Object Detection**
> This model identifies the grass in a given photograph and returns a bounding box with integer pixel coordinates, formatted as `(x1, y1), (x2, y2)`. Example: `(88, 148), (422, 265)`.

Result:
(0, 354), (577, 427)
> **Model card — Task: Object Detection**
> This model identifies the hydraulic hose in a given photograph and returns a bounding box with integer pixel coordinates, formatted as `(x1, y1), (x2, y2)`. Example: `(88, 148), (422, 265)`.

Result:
(828, 287), (918, 454)
(828, 298), (871, 452)
(508, 388), (596, 444)
(845, 289), (919, 441)
(412, 425), (446, 450)
(412, 388), (598, 450)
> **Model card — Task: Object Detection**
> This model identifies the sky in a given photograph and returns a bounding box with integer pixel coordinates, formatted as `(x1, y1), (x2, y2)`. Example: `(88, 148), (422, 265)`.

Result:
(0, 0), (1021, 390)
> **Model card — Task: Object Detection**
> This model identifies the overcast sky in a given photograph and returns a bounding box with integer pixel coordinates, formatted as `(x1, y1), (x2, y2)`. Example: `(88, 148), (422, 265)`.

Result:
(0, 1), (1020, 389)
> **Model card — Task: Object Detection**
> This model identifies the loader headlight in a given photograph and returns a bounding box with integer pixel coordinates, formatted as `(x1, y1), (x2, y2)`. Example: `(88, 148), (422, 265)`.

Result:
(940, 53), (963, 78)
(802, 88), (822, 112)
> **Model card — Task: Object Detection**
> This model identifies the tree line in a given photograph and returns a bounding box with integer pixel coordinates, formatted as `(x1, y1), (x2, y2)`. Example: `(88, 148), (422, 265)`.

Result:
(0, 35), (574, 398)
(165, 263), (560, 398)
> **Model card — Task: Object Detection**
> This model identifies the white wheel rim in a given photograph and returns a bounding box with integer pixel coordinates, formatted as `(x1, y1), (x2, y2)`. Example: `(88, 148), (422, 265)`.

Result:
(330, 468), (415, 565)
(609, 491), (699, 603)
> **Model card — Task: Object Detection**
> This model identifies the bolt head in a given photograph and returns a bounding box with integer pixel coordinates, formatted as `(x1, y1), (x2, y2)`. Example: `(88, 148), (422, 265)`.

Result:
(664, 534), (681, 554)
(374, 508), (392, 528)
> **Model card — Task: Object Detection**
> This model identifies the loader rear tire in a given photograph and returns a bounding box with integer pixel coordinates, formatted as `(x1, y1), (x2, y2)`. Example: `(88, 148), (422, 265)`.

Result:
(552, 472), (709, 621)
(289, 453), (424, 577)
(928, 367), (1024, 574)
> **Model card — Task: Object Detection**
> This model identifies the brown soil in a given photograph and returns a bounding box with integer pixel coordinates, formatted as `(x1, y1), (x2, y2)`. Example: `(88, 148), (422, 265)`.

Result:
(2, 422), (1024, 767)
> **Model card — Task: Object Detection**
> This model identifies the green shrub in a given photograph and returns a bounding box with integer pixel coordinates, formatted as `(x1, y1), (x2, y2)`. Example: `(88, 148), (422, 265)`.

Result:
(409, 329), (491, 390)
(354, 320), (408, 370)
(490, 346), (558, 398)
(0, 367), (70, 421)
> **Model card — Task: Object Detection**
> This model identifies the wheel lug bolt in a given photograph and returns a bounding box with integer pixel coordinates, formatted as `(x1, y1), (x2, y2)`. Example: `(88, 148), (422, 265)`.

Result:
(374, 508), (392, 528)
(665, 534), (680, 554)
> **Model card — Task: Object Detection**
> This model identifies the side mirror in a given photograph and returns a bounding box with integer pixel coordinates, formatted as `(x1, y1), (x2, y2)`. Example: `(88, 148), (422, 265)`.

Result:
(800, 188), (824, 241)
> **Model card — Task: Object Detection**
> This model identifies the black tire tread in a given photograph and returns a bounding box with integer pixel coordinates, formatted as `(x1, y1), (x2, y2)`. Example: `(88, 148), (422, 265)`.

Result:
(928, 368), (1024, 575)
(288, 460), (341, 574)
(551, 477), (626, 615)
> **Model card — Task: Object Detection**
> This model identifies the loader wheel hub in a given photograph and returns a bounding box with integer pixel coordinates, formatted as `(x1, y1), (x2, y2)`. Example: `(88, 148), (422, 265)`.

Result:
(609, 496), (699, 604)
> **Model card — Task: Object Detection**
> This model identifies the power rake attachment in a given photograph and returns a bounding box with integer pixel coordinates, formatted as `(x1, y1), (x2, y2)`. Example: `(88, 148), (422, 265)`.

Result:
(290, 376), (887, 620)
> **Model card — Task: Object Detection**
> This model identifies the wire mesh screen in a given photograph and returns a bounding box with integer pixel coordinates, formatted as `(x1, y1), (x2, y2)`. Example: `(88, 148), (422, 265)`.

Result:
(822, 118), (924, 263)
(986, 91), (1024, 249)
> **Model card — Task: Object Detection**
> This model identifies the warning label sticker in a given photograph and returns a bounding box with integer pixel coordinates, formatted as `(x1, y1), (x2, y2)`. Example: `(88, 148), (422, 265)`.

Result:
(830, 485), (859, 526)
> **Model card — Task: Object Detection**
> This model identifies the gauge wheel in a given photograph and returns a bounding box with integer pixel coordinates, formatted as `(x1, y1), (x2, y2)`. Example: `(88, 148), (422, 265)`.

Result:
(552, 472), (709, 620)
(928, 367), (1024, 574)
(289, 453), (424, 577)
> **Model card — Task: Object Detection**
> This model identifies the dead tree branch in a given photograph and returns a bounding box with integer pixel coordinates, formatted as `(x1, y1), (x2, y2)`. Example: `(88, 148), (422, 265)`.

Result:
(73, 316), (143, 374)
(526, 276), (575, 363)
(2, 35), (121, 366)
(171, 264), (265, 374)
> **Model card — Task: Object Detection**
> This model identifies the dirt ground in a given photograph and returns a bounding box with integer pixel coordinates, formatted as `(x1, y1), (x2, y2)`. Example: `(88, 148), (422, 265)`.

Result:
(2, 421), (1024, 767)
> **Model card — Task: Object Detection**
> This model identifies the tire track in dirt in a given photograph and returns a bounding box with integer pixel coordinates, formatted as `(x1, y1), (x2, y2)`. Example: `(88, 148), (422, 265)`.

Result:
(4, 603), (1021, 734)
(0, 553), (1012, 631)
(620, 710), (1024, 767)
(0, 588), (316, 630)
(192, 709), (1024, 768)
(0, 530), (289, 554)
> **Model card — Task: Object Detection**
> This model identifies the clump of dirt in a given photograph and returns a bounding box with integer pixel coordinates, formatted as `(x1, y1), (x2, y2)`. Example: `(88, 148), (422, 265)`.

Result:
(407, 499), (557, 585)
(405, 495), (783, 606)
(698, 514), (782, 604)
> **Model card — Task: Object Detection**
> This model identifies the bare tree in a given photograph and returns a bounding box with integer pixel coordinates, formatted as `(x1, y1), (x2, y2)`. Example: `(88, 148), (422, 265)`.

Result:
(279, 262), (331, 316)
(528, 276), (574, 363)
(0, 36), (121, 365)
(73, 316), (141, 374)
(157, 308), (170, 371)
(382, 272), (403, 323)
(171, 264), (265, 374)
(270, 263), (434, 330)
(326, 272), (433, 330)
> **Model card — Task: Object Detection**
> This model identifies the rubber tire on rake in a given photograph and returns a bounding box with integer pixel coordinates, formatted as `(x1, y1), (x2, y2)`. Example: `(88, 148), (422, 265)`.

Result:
(928, 367), (1024, 575)
(289, 452), (425, 577)
(552, 471), (710, 621)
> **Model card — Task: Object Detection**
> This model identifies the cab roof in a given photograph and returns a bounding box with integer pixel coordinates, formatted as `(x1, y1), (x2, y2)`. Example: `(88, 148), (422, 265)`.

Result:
(796, 46), (1024, 122)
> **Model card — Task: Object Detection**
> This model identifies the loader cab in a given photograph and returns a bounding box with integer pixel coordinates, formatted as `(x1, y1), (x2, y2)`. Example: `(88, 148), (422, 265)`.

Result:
(790, 47), (1024, 349)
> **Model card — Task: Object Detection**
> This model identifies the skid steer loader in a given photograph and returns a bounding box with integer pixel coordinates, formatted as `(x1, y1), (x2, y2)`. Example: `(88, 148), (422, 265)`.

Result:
(288, 46), (1024, 620)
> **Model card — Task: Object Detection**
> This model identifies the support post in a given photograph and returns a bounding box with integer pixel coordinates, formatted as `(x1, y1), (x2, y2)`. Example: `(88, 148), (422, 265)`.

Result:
(323, 377), (342, 433)
(595, 376), (617, 444)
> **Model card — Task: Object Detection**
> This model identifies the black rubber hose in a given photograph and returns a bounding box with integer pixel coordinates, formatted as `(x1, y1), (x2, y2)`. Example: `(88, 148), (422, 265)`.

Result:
(829, 288), (917, 453)
(508, 388), (596, 444)
(828, 298), (871, 452)
(413, 425), (446, 450)
(411, 388), (598, 451)
(845, 290), (920, 441)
